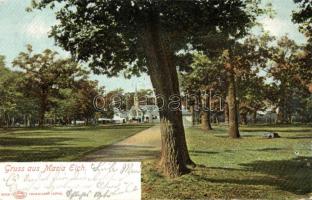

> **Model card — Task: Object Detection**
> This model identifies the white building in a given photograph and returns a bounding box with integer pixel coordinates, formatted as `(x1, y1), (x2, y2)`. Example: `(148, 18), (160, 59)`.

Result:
(128, 104), (159, 122)
(129, 90), (159, 122)
(112, 108), (128, 123)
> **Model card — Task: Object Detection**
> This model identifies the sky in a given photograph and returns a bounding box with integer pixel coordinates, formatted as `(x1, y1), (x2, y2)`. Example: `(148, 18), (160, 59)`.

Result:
(0, 0), (307, 92)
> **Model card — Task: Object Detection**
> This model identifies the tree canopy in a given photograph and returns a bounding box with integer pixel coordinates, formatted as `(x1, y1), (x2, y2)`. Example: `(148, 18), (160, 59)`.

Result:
(12, 45), (88, 126)
(31, 0), (264, 77)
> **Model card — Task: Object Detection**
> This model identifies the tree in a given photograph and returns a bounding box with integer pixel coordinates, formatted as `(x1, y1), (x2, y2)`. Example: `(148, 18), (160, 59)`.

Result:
(52, 79), (103, 125)
(0, 55), (43, 128)
(179, 55), (202, 126)
(73, 80), (103, 124)
(100, 88), (125, 118)
(51, 88), (76, 125)
(32, 0), (265, 177)
(267, 36), (305, 123)
(237, 71), (267, 124)
(292, 0), (312, 106)
(220, 34), (271, 137)
(180, 52), (224, 131)
(293, 0), (312, 42)
(13, 45), (87, 127)
(0, 56), (18, 127)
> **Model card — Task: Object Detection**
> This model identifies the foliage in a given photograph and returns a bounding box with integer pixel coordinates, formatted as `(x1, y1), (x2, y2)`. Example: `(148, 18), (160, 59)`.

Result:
(30, 0), (265, 77)
(267, 36), (311, 123)
(12, 45), (88, 125)
(293, 0), (312, 41)
(0, 56), (35, 126)
(292, 0), (312, 89)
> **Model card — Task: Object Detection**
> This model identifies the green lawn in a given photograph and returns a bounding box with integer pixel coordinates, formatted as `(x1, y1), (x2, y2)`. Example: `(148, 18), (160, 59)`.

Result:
(1, 123), (311, 199)
(0, 124), (151, 161)
(142, 125), (312, 200)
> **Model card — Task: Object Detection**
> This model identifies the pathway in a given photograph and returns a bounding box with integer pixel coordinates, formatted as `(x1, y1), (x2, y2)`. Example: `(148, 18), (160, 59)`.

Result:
(81, 125), (161, 161)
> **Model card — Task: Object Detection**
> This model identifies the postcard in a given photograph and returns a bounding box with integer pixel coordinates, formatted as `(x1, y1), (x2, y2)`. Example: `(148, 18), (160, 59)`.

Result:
(0, 0), (311, 199)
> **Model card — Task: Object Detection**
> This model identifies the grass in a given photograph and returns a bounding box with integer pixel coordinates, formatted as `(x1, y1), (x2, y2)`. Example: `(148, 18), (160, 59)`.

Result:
(0, 124), (152, 161)
(142, 124), (312, 200)
(1, 123), (311, 199)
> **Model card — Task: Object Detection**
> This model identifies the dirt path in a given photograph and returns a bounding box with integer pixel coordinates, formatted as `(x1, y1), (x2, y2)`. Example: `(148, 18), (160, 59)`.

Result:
(81, 125), (161, 161)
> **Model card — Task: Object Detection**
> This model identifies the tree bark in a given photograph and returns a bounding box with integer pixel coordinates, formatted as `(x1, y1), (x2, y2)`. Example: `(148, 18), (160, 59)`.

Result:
(277, 107), (288, 124)
(276, 108), (283, 123)
(11, 117), (15, 127)
(201, 94), (212, 131)
(226, 70), (240, 138)
(252, 110), (257, 124)
(277, 85), (290, 124)
(142, 11), (194, 177)
(201, 111), (212, 131)
(240, 112), (248, 125)
(224, 101), (229, 124)
(6, 113), (9, 128)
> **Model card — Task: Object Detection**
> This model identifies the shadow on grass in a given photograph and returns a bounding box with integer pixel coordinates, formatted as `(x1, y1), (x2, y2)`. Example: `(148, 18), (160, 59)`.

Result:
(0, 137), (73, 146)
(190, 150), (219, 155)
(240, 156), (312, 195)
(1, 124), (153, 134)
(205, 166), (243, 172)
(51, 125), (152, 132)
(82, 145), (160, 161)
(241, 129), (312, 133)
(214, 134), (259, 138)
(0, 136), (94, 161)
(214, 135), (230, 138)
(255, 147), (287, 151)
(284, 136), (312, 140)
(0, 146), (90, 161)
(194, 157), (312, 195)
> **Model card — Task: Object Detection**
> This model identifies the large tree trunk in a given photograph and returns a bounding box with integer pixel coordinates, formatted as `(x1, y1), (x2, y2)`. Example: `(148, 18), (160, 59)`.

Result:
(277, 85), (290, 124)
(240, 112), (248, 125)
(201, 93), (212, 131)
(277, 106), (288, 124)
(224, 101), (229, 124)
(11, 117), (15, 127)
(276, 108), (283, 124)
(252, 110), (257, 124)
(201, 111), (212, 131)
(288, 114), (292, 124)
(142, 11), (194, 177)
(226, 71), (240, 138)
